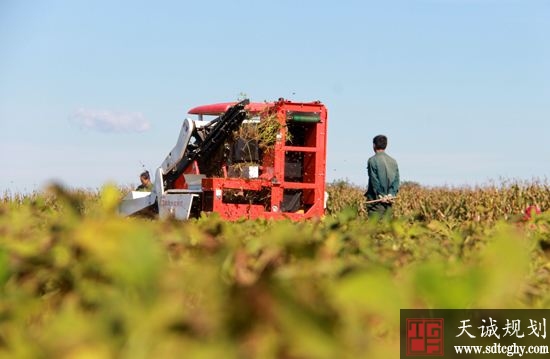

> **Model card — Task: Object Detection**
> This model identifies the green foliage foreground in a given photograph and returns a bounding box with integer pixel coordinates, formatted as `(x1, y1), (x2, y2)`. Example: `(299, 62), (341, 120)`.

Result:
(1, 184), (550, 358)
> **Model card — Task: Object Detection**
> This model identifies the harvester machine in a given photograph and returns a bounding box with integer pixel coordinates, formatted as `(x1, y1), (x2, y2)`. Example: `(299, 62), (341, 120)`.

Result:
(119, 98), (328, 221)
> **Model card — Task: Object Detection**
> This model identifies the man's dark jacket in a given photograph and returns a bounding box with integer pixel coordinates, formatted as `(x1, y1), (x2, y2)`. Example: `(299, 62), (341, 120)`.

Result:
(365, 151), (400, 201)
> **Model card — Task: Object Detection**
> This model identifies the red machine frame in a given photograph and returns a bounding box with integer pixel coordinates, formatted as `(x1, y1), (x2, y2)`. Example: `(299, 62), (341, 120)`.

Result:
(180, 99), (328, 221)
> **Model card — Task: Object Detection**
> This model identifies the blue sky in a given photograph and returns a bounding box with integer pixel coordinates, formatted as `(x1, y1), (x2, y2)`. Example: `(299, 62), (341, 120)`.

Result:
(1, 0), (549, 192)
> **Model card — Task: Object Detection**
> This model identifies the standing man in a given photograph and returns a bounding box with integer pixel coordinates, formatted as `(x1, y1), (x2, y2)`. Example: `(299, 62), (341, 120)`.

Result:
(365, 135), (400, 219)
(136, 170), (153, 192)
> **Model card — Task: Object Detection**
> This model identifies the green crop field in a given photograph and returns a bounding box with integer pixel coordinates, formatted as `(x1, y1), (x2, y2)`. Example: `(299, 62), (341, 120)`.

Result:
(1, 180), (550, 358)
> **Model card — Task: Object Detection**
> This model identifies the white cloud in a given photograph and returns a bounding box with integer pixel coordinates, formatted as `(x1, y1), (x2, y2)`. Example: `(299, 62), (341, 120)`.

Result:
(70, 108), (151, 133)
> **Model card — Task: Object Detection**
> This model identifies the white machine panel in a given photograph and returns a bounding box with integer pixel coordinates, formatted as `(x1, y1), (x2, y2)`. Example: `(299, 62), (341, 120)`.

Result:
(158, 193), (198, 220)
